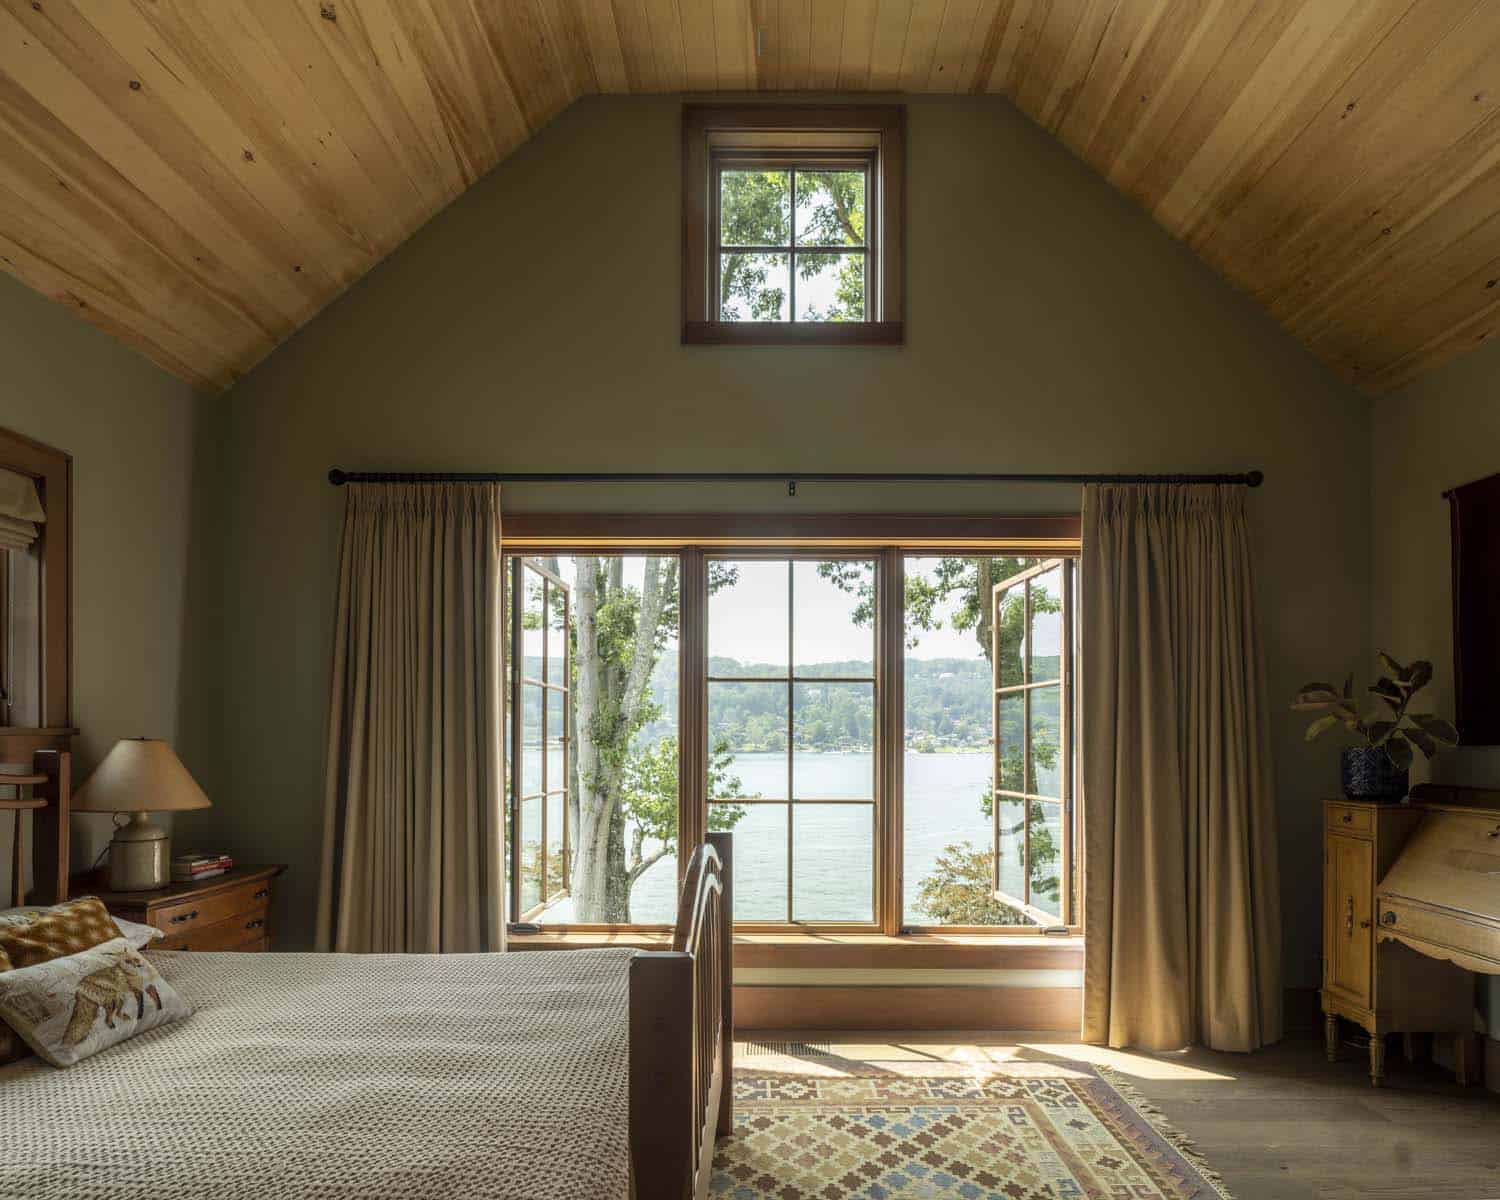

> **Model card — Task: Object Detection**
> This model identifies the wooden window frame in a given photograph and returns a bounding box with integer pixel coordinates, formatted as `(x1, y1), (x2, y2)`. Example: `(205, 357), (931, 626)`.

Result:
(500, 516), (1082, 939)
(0, 425), (72, 764)
(682, 105), (905, 346)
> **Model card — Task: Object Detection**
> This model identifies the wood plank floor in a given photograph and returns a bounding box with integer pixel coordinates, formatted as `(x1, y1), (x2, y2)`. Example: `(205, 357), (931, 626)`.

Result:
(741, 1033), (1500, 1200)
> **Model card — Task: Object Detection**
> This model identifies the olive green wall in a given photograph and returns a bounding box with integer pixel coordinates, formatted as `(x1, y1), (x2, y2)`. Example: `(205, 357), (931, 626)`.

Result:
(208, 94), (1371, 989)
(1373, 345), (1500, 1040)
(0, 272), (211, 897)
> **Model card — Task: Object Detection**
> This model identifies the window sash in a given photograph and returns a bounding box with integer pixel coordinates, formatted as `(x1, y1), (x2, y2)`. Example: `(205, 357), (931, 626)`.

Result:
(508, 558), (572, 923)
(711, 157), (874, 325)
(990, 559), (1075, 928)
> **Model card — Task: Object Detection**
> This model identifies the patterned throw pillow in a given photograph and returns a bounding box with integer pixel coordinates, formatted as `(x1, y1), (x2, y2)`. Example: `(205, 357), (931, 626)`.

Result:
(0, 937), (190, 1067)
(0, 903), (164, 954)
(0, 897), (121, 972)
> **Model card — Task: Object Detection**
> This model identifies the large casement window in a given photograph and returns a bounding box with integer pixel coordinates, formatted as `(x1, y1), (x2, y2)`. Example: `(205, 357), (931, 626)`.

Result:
(682, 105), (904, 345)
(503, 533), (1078, 936)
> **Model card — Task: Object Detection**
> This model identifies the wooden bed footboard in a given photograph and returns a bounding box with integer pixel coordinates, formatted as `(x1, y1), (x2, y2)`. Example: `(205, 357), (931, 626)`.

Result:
(629, 831), (732, 1200)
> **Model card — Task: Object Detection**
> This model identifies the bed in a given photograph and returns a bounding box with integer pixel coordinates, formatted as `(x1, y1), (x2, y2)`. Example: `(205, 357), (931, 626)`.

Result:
(1, 751), (732, 1200)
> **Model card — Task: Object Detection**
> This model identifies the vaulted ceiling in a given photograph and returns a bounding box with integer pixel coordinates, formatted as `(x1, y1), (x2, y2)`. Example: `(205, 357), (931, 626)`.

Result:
(3, 2), (1499, 393)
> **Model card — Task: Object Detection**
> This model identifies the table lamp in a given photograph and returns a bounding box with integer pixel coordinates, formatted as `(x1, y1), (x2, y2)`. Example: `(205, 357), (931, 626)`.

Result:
(72, 738), (211, 891)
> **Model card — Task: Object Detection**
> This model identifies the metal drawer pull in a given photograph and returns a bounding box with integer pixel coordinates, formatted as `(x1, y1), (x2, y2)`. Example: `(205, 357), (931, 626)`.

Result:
(169, 910), (199, 925)
(1488, 827), (1499, 839)
(253, 888), (270, 899)
(244, 918), (264, 931)
(1381, 911), (1398, 925)
(1341, 813), (1353, 824)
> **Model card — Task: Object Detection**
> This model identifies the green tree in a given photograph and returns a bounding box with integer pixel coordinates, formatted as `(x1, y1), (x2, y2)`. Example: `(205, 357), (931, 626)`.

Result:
(545, 557), (744, 923)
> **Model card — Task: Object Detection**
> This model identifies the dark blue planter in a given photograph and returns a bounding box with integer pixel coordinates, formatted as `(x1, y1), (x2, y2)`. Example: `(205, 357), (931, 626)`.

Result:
(1340, 746), (1408, 801)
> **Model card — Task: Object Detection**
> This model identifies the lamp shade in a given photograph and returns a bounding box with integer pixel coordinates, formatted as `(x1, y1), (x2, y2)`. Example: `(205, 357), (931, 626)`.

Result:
(73, 738), (211, 814)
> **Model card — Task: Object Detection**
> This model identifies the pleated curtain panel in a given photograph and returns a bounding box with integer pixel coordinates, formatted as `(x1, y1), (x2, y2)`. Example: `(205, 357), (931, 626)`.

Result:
(316, 482), (506, 954)
(1081, 484), (1282, 1053)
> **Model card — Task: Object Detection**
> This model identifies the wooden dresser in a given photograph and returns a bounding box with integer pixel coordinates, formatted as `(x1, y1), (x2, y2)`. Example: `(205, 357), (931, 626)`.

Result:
(77, 865), (285, 953)
(1321, 800), (1475, 1086)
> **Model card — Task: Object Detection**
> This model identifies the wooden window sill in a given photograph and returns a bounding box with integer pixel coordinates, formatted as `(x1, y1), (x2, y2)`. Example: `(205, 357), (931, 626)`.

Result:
(507, 928), (1083, 969)
(682, 320), (904, 346)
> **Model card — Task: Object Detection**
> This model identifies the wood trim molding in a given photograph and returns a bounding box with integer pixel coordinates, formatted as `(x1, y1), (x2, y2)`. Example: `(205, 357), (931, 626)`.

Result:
(501, 513), (1082, 547)
(0, 426), (71, 733)
(735, 985), (1081, 1032)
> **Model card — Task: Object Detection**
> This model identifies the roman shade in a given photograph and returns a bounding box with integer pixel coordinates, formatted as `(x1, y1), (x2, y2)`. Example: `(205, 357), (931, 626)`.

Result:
(0, 469), (44, 552)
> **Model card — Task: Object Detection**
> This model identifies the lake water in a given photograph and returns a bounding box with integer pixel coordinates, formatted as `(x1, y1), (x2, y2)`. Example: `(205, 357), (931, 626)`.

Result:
(538, 750), (992, 925)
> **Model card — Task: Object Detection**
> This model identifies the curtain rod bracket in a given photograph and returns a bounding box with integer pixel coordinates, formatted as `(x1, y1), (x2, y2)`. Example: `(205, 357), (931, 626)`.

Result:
(788, 480), (797, 497)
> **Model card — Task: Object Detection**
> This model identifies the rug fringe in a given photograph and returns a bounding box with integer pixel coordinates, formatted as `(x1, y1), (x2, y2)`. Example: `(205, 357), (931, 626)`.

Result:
(1093, 1064), (1237, 1200)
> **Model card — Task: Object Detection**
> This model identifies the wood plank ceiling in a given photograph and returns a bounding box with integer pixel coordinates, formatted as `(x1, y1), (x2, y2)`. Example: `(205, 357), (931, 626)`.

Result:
(2, 2), (1499, 392)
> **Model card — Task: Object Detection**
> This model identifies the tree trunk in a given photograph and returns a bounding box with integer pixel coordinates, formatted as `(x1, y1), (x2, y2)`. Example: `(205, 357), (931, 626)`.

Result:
(566, 554), (670, 923)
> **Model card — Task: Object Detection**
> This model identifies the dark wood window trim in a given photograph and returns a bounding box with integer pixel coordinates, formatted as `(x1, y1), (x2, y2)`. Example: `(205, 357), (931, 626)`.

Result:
(501, 516), (1084, 943)
(682, 104), (905, 346)
(0, 425), (73, 764)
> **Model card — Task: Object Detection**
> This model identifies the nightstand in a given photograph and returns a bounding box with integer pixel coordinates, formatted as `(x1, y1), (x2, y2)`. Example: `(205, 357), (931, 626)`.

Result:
(76, 865), (285, 952)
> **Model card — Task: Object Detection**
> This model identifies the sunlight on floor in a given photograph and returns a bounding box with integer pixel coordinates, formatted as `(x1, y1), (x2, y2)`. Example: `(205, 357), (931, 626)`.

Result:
(735, 1035), (1238, 1083)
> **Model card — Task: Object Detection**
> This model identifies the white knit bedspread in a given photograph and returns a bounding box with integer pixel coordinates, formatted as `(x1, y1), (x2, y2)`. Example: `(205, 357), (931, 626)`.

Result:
(0, 947), (636, 1200)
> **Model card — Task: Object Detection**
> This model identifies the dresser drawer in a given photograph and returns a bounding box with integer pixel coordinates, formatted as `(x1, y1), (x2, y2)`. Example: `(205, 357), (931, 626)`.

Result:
(1376, 896), (1500, 973)
(157, 909), (270, 952)
(152, 879), (270, 938)
(1326, 804), (1374, 837)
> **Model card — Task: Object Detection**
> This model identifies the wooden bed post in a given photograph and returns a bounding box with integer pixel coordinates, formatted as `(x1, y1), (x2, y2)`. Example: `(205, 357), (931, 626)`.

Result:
(708, 830), (733, 1138)
(629, 951), (695, 1198)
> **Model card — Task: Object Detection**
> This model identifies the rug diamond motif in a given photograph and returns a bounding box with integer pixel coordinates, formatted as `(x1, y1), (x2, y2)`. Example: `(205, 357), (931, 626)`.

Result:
(711, 1059), (1231, 1200)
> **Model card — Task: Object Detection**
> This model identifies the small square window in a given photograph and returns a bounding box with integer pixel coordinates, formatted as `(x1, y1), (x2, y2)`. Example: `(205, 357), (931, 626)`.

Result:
(683, 106), (904, 345)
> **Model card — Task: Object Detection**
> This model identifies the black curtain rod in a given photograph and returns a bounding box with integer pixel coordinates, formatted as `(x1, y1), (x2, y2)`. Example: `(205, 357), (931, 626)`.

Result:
(328, 468), (1264, 490)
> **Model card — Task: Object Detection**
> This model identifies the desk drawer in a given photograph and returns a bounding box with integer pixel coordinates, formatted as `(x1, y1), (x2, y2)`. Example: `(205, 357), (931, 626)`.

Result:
(1326, 804), (1374, 837)
(157, 910), (270, 952)
(1376, 896), (1500, 972)
(153, 880), (270, 937)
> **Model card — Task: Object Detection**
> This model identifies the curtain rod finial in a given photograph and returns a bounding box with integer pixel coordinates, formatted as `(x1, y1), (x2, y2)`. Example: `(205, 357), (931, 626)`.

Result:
(1247, 470), (1264, 488)
(329, 468), (348, 486)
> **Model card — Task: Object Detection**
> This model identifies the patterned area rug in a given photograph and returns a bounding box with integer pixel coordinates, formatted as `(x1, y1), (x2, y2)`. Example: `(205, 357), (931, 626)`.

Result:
(711, 1054), (1232, 1199)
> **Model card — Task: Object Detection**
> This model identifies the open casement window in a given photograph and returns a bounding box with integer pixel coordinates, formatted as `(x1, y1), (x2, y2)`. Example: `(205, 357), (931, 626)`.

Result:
(682, 105), (904, 345)
(508, 558), (572, 922)
(992, 558), (1076, 928)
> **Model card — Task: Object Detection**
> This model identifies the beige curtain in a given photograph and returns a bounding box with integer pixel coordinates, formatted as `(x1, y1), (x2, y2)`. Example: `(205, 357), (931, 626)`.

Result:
(1081, 484), (1281, 1052)
(316, 483), (505, 953)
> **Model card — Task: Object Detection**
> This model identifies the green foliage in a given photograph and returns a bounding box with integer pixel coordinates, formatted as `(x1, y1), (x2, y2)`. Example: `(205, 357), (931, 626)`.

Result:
(718, 168), (866, 322)
(1294, 651), (1460, 769)
(915, 841), (1030, 926)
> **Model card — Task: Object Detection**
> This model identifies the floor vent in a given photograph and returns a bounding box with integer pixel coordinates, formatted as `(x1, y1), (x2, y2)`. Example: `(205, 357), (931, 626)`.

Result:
(742, 1039), (834, 1058)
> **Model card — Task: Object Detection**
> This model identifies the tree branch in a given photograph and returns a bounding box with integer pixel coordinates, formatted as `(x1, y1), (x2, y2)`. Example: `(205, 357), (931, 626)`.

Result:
(626, 845), (671, 888)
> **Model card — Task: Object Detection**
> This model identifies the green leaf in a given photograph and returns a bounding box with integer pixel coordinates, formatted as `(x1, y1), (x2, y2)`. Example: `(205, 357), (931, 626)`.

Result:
(1377, 651), (1406, 680)
(1407, 660), (1433, 691)
(1365, 719), (1397, 745)
(1304, 714), (1341, 741)
(1405, 728), (1439, 759)
(1408, 713), (1459, 745)
(1299, 681), (1339, 697)
(1384, 735), (1414, 771)
(1292, 698), (1337, 712)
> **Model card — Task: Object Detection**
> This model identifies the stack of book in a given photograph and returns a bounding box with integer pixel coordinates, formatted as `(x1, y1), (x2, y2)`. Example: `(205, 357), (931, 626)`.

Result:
(171, 852), (233, 883)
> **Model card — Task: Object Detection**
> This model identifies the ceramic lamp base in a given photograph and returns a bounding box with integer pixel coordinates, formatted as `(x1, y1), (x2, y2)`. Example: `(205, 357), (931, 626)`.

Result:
(107, 812), (169, 891)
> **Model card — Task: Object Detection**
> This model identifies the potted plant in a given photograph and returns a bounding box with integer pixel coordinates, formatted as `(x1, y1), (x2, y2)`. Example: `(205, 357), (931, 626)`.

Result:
(1294, 653), (1460, 801)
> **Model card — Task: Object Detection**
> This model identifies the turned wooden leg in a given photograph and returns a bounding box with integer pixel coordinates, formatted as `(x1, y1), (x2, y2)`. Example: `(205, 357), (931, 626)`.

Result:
(1325, 1014), (1339, 1063)
(1369, 1035), (1386, 1087)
